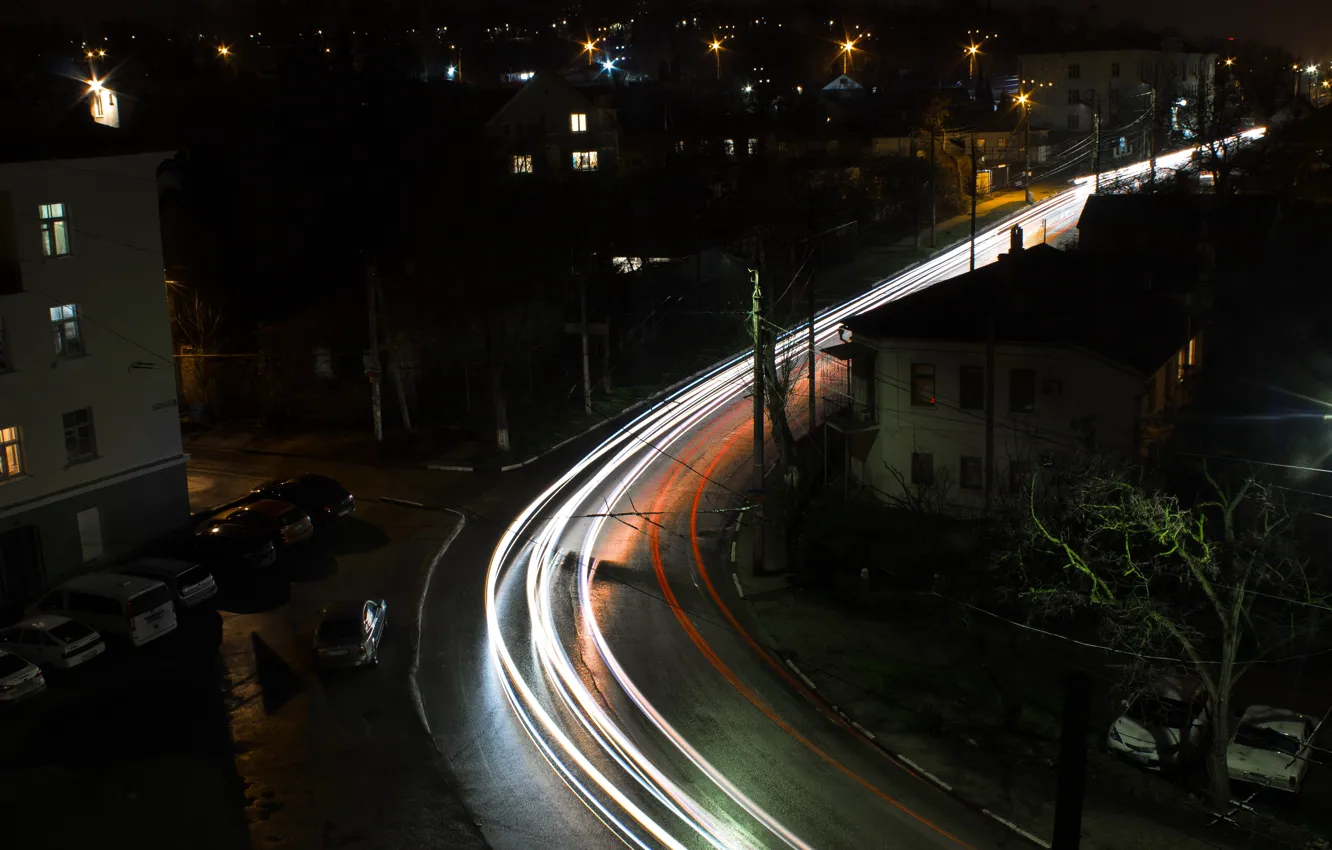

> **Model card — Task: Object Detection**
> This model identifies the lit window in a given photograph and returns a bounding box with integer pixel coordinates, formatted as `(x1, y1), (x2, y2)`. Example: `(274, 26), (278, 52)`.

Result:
(747, 138), (758, 155)
(572, 151), (599, 171)
(570, 112), (587, 132)
(38, 204), (71, 257)
(0, 426), (22, 479)
(51, 304), (83, 357)
(1178, 337), (1198, 382)
(512, 154), (533, 174)
(723, 139), (735, 156)
(1068, 63), (1080, 79)
(63, 407), (96, 463)
(674, 140), (684, 153)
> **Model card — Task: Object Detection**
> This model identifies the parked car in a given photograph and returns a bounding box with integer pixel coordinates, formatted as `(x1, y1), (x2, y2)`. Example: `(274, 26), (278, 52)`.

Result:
(1106, 677), (1209, 769)
(28, 573), (178, 648)
(1228, 705), (1321, 793)
(250, 474), (355, 524)
(117, 558), (218, 610)
(189, 523), (278, 579)
(0, 615), (105, 669)
(313, 599), (387, 669)
(210, 500), (314, 549)
(0, 650), (45, 703)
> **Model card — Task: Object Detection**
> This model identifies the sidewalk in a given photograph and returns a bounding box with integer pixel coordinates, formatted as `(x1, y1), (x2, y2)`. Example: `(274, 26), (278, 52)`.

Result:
(725, 503), (1307, 850)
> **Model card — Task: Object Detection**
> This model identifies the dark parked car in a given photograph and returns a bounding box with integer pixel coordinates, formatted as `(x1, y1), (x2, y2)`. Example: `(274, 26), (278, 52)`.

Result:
(250, 474), (354, 525)
(210, 500), (314, 549)
(313, 599), (386, 669)
(189, 522), (278, 581)
(117, 558), (219, 610)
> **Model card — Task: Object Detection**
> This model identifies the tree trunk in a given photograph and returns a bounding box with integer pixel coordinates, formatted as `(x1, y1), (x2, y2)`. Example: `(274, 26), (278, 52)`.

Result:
(1207, 710), (1231, 813)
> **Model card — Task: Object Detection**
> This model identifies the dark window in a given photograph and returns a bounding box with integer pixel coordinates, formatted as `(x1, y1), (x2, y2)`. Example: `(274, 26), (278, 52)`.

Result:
(1009, 461), (1034, 492)
(67, 591), (120, 616)
(0, 653), (27, 676)
(910, 363), (936, 407)
(176, 566), (209, 588)
(959, 366), (985, 410)
(63, 407), (96, 462)
(911, 452), (934, 486)
(960, 456), (983, 489)
(318, 618), (363, 641)
(1110, 62), (1120, 77)
(1067, 114), (1081, 131)
(128, 586), (172, 616)
(1068, 63), (1081, 79)
(1067, 89), (1081, 105)
(1009, 369), (1036, 413)
(49, 620), (94, 643)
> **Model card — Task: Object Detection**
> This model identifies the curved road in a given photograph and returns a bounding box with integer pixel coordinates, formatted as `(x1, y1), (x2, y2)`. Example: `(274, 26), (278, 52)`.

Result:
(418, 136), (1261, 850)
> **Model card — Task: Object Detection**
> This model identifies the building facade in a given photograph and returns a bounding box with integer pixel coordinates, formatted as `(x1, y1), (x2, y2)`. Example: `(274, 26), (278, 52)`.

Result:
(1018, 44), (1217, 147)
(484, 71), (620, 179)
(0, 152), (187, 606)
(824, 240), (1202, 513)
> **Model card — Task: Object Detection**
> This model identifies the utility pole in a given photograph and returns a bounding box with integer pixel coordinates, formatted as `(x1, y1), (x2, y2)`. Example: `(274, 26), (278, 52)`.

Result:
(374, 275), (412, 432)
(366, 264), (383, 442)
(1052, 672), (1092, 850)
(1091, 93), (1102, 193)
(1022, 97), (1032, 202)
(969, 132), (978, 272)
(1149, 84), (1158, 188)
(929, 127), (937, 248)
(807, 269), (817, 432)
(750, 253), (766, 576)
(578, 267), (592, 415)
(984, 314), (995, 513)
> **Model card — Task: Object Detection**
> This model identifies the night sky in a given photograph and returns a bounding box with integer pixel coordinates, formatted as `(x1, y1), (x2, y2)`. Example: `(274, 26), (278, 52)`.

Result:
(5, 0), (1327, 57)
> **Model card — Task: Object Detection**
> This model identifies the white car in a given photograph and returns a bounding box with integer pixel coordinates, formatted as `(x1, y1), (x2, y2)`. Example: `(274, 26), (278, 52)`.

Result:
(0, 649), (46, 703)
(1227, 705), (1320, 793)
(0, 616), (105, 669)
(1106, 677), (1208, 769)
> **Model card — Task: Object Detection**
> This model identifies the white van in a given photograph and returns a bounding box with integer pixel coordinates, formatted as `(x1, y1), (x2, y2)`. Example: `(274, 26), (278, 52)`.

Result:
(27, 573), (178, 647)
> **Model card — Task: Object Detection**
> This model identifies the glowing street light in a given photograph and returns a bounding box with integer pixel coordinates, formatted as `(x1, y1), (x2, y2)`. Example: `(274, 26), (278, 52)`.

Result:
(1224, 57), (1235, 67)
(742, 83), (753, 93)
(582, 37), (599, 66)
(709, 39), (723, 80)
(86, 77), (104, 93)
(1308, 64), (1318, 74)
(840, 39), (857, 74)
(217, 45), (231, 57)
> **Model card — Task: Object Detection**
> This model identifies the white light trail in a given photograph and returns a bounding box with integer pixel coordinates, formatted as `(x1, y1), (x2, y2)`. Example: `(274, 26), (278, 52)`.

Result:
(483, 130), (1265, 849)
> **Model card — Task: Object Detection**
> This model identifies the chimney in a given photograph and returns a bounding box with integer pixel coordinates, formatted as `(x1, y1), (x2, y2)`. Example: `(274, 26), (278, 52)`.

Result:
(1009, 224), (1024, 254)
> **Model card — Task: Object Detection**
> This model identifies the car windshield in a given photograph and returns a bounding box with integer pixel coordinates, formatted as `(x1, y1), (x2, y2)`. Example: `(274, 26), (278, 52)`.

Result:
(318, 618), (362, 642)
(0, 653), (29, 677)
(1235, 723), (1307, 756)
(128, 586), (172, 616)
(177, 566), (209, 587)
(1126, 694), (1194, 729)
(49, 620), (95, 643)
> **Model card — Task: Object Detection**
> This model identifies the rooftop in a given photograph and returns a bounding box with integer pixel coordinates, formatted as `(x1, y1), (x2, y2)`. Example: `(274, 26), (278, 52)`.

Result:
(843, 241), (1199, 375)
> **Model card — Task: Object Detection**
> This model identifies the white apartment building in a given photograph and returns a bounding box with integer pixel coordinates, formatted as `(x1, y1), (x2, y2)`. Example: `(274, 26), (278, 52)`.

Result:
(0, 152), (187, 605)
(824, 239), (1201, 512)
(1018, 43), (1217, 145)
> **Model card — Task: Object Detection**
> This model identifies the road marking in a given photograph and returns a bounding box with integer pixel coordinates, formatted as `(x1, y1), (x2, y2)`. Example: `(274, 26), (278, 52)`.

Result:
(408, 507), (467, 740)
(981, 810), (1050, 848)
(381, 496), (426, 509)
(729, 540), (736, 563)
(731, 573), (745, 599)
(784, 659), (817, 691)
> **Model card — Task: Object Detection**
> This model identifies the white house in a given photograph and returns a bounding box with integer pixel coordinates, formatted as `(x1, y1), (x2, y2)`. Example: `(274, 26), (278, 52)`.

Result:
(0, 151), (187, 604)
(824, 237), (1202, 512)
(484, 71), (620, 178)
(1018, 42), (1217, 148)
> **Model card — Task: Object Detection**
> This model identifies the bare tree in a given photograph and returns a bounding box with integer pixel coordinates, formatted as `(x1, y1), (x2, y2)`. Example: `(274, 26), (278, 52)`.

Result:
(166, 283), (224, 418)
(999, 461), (1322, 811)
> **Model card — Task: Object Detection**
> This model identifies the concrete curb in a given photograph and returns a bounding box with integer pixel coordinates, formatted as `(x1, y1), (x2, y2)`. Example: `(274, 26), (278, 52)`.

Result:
(722, 513), (1051, 850)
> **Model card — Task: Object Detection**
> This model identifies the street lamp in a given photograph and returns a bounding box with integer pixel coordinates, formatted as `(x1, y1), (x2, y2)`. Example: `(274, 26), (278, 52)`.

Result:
(709, 39), (723, 80)
(217, 45), (230, 57)
(1224, 57), (1235, 67)
(840, 39), (857, 75)
(1016, 91), (1032, 194)
(582, 37), (598, 66)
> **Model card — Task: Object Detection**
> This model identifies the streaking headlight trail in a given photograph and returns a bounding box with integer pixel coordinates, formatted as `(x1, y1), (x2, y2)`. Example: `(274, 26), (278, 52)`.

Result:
(483, 131), (1264, 850)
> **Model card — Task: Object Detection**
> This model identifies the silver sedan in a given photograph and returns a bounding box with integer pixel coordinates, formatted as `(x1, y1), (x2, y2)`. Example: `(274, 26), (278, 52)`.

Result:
(313, 599), (387, 669)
